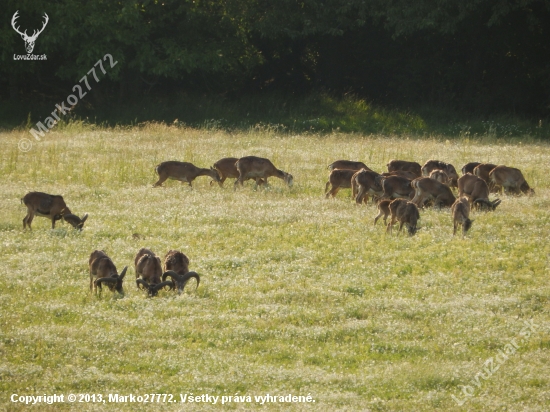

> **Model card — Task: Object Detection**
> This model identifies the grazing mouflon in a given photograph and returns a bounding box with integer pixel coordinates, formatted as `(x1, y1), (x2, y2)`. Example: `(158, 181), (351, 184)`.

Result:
(386, 199), (420, 236)
(89, 250), (128, 295)
(21, 192), (87, 230)
(489, 165), (534, 196)
(153, 161), (220, 188)
(234, 156), (293, 189)
(451, 197), (473, 236)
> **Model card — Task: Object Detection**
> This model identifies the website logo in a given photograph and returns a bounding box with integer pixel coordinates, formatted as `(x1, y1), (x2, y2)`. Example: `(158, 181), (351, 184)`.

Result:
(11, 10), (48, 56)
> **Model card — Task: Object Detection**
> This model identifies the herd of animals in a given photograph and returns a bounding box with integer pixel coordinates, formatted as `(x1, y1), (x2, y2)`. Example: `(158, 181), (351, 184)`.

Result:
(324, 159), (533, 236)
(89, 248), (200, 297)
(19, 155), (534, 296)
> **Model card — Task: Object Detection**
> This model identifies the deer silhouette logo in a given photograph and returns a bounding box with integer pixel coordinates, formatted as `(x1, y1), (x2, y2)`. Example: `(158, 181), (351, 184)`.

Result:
(11, 11), (49, 54)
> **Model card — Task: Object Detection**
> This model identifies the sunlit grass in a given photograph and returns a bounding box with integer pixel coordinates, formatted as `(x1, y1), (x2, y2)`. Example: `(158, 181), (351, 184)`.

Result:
(0, 124), (549, 411)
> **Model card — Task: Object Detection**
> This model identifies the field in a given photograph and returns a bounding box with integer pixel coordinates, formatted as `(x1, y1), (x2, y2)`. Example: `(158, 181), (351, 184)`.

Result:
(1, 124), (549, 411)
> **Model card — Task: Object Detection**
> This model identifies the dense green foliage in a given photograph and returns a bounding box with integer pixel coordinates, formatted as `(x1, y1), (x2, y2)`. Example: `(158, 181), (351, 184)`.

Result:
(2, 0), (550, 123)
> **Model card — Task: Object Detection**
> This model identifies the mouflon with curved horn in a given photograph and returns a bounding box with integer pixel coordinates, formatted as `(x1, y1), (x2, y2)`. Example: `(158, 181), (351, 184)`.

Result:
(136, 279), (174, 297)
(89, 250), (127, 295)
(162, 271), (200, 295)
(135, 248), (163, 286)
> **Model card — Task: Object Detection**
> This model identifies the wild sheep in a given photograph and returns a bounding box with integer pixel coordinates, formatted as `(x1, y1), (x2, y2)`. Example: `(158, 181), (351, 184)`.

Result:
(379, 175), (415, 200)
(489, 165), (534, 195)
(373, 199), (392, 226)
(328, 160), (372, 172)
(352, 169), (383, 204)
(429, 169), (450, 185)
(162, 271), (200, 295)
(422, 160), (459, 187)
(461, 162), (482, 176)
(457, 174), (501, 211)
(136, 279), (175, 297)
(325, 169), (356, 198)
(473, 163), (499, 192)
(451, 197), (473, 236)
(89, 250), (128, 295)
(411, 177), (456, 209)
(473, 163), (497, 181)
(386, 160), (422, 177)
(380, 170), (419, 180)
(161, 250), (200, 294)
(153, 161), (220, 188)
(164, 250), (190, 275)
(21, 192), (88, 230)
(210, 157), (265, 188)
(386, 199), (420, 236)
(135, 248), (163, 286)
(234, 156), (293, 189)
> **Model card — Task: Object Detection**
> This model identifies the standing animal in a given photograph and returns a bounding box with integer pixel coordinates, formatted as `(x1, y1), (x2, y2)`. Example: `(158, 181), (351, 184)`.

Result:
(153, 161), (220, 188)
(234, 156), (293, 189)
(164, 250), (190, 275)
(451, 197), (473, 236)
(386, 160), (422, 177)
(210, 157), (265, 188)
(461, 162), (482, 176)
(352, 169), (383, 204)
(422, 160), (459, 187)
(325, 169), (356, 199)
(473, 163), (497, 181)
(89, 250), (128, 295)
(21, 192), (88, 230)
(489, 165), (534, 195)
(411, 177), (456, 209)
(135, 248), (163, 286)
(162, 250), (200, 294)
(328, 160), (372, 172)
(457, 174), (501, 210)
(379, 175), (415, 200)
(473, 163), (499, 192)
(386, 199), (420, 236)
(380, 170), (419, 180)
(373, 199), (392, 226)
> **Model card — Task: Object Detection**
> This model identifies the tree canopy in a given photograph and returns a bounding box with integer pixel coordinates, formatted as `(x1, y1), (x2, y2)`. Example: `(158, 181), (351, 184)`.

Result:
(1, 0), (549, 116)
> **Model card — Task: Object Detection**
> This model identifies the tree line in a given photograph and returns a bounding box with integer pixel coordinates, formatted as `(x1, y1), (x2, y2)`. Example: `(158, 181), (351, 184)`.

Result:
(1, 0), (549, 117)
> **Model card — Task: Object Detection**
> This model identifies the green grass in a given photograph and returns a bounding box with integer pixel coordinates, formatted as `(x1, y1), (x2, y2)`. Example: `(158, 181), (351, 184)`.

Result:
(0, 123), (549, 410)
(3, 93), (550, 139)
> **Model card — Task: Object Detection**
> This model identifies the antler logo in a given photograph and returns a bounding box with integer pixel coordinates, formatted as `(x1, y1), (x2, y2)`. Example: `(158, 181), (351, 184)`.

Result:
(11, 10), (49, 54)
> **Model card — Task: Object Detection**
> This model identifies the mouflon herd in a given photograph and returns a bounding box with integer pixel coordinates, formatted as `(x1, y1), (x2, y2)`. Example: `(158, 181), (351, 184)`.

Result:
(325, 159), (532, 236)
(20, 155), (534, 295)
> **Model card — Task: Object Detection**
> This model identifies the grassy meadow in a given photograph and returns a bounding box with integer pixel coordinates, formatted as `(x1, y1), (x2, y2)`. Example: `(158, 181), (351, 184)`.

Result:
(0, 123), (549, 411)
